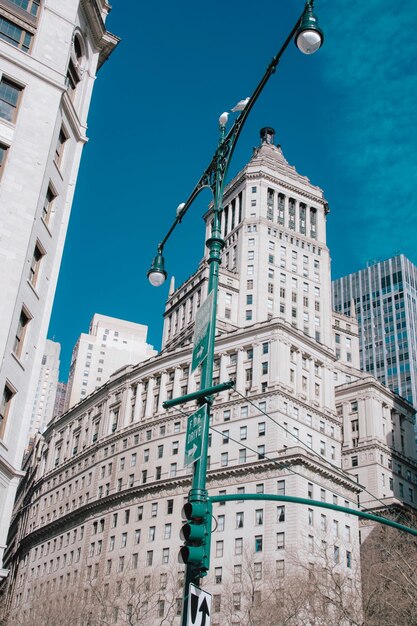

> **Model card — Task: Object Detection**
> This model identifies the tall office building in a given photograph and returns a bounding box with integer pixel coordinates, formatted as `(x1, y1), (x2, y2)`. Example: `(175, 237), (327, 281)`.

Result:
(332, 255), (417, 418)
(52, 381), (67, 419)
(65, 314), (157, 410)
(2, 131), (416, 624)
(0, 1), (118, 578)
(28, 339), (60, 441)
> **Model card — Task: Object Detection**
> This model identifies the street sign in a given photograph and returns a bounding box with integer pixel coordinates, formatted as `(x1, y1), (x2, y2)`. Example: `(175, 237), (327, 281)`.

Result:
(191, 290), (214, 372)
(184, 405), (206, 467)
(187, 583), (211, 626)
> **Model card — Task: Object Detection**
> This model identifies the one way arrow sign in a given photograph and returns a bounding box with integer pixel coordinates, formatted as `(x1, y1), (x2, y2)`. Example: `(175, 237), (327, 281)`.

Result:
(187, 583), (212, 626)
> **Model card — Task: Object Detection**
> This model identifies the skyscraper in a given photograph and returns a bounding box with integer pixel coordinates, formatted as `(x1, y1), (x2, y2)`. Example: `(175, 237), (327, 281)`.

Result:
(332, 255), (417, 422)
(65, 314), (157, 410)
(0, 0), (118, 578)
(28, 340), (60, 441)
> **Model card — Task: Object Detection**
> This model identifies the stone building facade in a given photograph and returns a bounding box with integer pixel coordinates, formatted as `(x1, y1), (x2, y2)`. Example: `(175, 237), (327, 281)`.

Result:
(0, 0), (118, 578)
(2, 130), (416, 624)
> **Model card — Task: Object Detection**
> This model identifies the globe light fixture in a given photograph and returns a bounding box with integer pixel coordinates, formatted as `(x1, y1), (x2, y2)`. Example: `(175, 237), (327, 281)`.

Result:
(147, 250), (167, 286)
(295, 3), (324, 55)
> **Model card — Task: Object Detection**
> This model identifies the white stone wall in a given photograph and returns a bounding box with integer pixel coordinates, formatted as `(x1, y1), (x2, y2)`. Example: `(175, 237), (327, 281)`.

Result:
(0, 0), (118, 577)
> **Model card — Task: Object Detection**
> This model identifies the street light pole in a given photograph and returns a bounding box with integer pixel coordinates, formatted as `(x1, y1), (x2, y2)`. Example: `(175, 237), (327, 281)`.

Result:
(147, 3), (324, 623)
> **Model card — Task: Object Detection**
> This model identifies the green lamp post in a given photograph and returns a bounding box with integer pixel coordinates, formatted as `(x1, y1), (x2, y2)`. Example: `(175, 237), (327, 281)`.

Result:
(147, 2), (324, 623)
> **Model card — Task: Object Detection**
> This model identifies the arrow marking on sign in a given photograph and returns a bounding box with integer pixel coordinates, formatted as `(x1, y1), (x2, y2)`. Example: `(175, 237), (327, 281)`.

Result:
(189, 443), (198, 457)
(199, 597), (210, 626)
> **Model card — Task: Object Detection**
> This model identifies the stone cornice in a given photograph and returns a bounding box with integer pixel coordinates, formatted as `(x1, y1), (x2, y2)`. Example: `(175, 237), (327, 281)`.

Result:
(14, 450), (359, 558)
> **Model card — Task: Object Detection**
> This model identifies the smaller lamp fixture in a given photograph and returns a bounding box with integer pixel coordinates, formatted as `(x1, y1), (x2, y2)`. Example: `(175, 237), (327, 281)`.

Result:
(295, 2), (324, 55)
(147, 250), (167, 287)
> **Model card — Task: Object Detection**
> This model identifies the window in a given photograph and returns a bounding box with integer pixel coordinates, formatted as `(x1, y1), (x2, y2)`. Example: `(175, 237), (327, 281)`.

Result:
(54, 127), (68, 166)
(172, 441), (179, 455)
(0, 77), (22, 122)
(239, 448), (246, 464)
(235, 537), (243, 555)
(167, 499), (173, 514)
(220, 452), (228, 467)
(277, 505), (285, 522)
(13, 307), (31, 358)
(236, 512), (244, 529)
(258, 422), (266, 436)
(255, 535), (263, 552)
(162, 547), (169, 564)
(0, 16), (33, 51)
(257, 445), (265, 459)
(217, 515), (225, 532)
(277, 532), (285, 549)
(210, 567), (222, 587)
(151, 502), (158, 517)
(29, 241), (45, 287)
(215, 541), (224, 557)
(234, 564), (242, 583)
(0, 383), (15, 439)
(277, 480), (285, 495)
(276, 559), (285, 578)
(255, 509), (263, 525)
(240, 426), (247, 440)
(0, 142), (8, 173)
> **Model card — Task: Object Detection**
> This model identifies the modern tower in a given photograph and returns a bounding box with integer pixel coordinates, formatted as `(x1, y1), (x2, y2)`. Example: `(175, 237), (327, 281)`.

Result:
(332, 255), (417, 427)
(0, 0), (118, 578)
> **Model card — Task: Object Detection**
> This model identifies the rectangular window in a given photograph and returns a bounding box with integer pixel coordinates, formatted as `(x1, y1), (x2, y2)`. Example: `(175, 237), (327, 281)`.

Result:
(0, 383), (15, 439)
(255, 535), (263, 552)
(0, 76), (23, 122)
(0, 142), (8, 174)
(215, 541), (224, 557)
(13, 307), (31, 358)
(277, 480), (285, 496)
(54, 127), (68, 166)
(29, 242), (45, 288)
(276, 532), (285, 549)
(277, 505), (285, 522)
(235, 537), (243, 555)
(0, 16), (33, 52)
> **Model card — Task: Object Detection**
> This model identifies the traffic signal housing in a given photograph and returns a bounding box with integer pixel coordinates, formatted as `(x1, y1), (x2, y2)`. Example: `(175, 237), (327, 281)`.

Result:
(179, 499), (212, 576)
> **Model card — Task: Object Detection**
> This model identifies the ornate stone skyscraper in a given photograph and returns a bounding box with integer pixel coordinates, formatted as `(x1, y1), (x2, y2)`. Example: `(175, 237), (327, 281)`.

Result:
(0, 0), (118, 578)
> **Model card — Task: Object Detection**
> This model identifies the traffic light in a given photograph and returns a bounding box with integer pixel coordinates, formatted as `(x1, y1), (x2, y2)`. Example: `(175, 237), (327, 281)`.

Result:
(179, 499), (212, 576)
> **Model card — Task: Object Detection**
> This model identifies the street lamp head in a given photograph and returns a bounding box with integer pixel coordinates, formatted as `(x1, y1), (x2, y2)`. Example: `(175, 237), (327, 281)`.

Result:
(295, 4), (324, 55)
(147, 250), (167, 287)
(219, 111), (229, 127)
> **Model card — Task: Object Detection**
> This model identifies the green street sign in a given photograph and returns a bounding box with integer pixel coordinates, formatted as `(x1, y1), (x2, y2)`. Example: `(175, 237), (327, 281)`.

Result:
(184, 405), (206, 467)
(191, 291), (214, 373)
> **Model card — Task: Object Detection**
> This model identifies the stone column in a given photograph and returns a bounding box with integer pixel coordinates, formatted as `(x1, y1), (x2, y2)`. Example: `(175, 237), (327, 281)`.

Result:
(144, 377), (155, 419)
(252, 343), (262, 391)
(158, 372), (169, 413)
(269, 338), (279, 385)
(236, 348), (245, 394)
(132, 382), (143, 423)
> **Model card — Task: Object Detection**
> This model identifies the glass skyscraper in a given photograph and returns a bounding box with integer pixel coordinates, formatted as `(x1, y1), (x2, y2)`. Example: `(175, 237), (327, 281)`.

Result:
(332, 255), (417, 416)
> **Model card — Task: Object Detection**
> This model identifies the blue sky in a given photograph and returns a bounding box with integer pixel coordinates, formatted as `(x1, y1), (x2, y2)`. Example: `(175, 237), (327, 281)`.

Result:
(48, 0), (417, 380)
